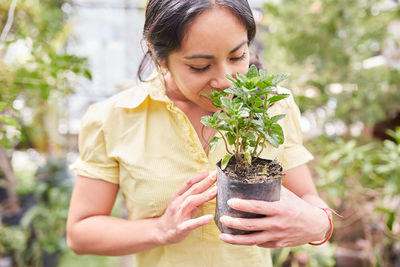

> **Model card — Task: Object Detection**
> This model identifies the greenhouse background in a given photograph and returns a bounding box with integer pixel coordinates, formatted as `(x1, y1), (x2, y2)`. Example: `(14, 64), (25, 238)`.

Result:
(1, 0), (400, 266)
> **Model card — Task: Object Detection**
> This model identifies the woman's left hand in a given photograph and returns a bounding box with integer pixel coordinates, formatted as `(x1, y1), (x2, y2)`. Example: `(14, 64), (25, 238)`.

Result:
(218, 186), (330, 248)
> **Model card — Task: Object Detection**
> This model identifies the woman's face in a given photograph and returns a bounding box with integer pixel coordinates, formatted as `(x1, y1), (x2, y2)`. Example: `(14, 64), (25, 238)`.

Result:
(163, 6), (250, 112)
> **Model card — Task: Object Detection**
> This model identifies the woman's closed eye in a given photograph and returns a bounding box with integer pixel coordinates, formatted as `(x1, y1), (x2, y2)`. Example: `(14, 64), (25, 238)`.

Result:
(188, 52), (247, 73)
(230, 52), (247, 62)
(189, 65), (211, 72)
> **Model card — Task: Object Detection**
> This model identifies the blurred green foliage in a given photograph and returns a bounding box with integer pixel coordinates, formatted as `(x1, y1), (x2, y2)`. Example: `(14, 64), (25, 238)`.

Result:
(0, 226), (27, 266)
(261, 0), (400, 266)
(309, 128), (400, 265)
(261, 0), (400, 125)
(0, 0), (91, 266)
(0, 158), (72, 266)
(0, 0), (91, 150)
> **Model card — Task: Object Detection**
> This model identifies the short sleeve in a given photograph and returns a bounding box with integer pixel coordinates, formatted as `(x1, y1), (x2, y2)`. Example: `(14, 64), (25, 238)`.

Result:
(281, 91), (314, 171)
(70, 104), (119, 184)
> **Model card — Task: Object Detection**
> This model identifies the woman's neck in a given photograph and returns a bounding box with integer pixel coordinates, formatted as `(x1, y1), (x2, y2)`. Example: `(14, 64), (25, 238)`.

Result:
(163, 73), (212, 117)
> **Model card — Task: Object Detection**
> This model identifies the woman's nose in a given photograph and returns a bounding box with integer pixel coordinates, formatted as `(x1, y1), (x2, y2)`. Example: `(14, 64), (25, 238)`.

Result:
(209, 65), (234, 90)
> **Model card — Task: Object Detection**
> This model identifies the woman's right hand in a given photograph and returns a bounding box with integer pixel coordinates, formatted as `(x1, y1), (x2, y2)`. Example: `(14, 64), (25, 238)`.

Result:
(156, 171), (217, 245)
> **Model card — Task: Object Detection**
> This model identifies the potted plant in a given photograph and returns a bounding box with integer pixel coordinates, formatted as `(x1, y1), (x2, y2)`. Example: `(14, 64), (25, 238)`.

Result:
(201, 65), (290, 235)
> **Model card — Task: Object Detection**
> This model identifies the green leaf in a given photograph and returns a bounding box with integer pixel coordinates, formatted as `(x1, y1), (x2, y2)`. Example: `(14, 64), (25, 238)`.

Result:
(221, 97), (235, 114)
(253, 96), (264, 108)
(221, 154), (233, 170)
(238, 107), (250, 118)
(387, 211), (395, 231)
(84, 69), (92, 80)
(271, 114), (286, 123)
(226, 132), (236, 145)
(0, 135), (13, 149)
(218, 112), (231, 122)
(268, 94), (289, 105)
(376, 207), (396, 231)
(225, 74), (237, 83)
(265, 134), (279, 148)
(246, 65), (258, 79)
(219, 124), (232, 132)
(200, 115), (214, 127)
(251, 119), (264, 128)
(256, 86), (275, 96)
(201, 93), (213, 99)
(0, 115), (19, 128)
(249, 140), (257, 147)
(272, 73), (290, 85)
(258, 68), (268, 79)
(209, 136), (219, 153)
(266, 124), (285, 147)
(244, 152), (252, 165)
(236, 73), (247, 84)
(0, 102), (8, 112)
(244, 132), (256, 142)
(224, 85), (248, 100)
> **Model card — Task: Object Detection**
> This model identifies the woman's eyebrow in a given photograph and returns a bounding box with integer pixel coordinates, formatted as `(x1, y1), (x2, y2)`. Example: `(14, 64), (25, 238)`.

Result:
(184, 40), (248, 60)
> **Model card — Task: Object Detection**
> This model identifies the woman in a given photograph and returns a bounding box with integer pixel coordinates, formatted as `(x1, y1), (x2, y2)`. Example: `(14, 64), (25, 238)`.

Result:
(67, 0), (332, 266)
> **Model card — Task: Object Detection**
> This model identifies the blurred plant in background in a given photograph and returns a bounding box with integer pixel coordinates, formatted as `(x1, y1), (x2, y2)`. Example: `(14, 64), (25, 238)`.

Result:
(260, 0), (400, 129)
(307, 128), (400, 266)
(0, 0), (90, 266)
(258, 0), (400, 266)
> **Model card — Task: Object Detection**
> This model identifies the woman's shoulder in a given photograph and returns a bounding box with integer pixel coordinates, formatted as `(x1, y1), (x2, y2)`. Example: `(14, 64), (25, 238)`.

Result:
(102, 85), (149, 109)
(81, 85), (151, 129)
(88, 70), (163, 114)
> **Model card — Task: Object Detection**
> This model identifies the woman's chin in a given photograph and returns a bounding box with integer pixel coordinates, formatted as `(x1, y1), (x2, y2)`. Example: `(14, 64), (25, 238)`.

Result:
(200, 104), (219, 113)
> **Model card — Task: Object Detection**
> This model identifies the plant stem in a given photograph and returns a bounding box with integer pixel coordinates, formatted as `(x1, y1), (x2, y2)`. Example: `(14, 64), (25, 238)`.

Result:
(252, 135), (262, 156)
(240, 138), (246, 152)
(216, 129), (233, 155)
(235, 123), (241, 157)
(256, 138), (267, 158)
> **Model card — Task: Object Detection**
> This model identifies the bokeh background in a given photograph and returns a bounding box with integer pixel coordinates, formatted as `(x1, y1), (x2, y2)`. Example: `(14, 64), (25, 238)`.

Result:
(0, 0), (399, 266)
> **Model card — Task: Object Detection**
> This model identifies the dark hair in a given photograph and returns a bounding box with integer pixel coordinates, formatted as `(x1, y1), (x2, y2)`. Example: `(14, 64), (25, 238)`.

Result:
(137, 0), (256, 81)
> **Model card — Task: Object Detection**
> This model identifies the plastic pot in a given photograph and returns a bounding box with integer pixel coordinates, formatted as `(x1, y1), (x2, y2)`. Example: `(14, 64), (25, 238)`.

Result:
(214, 157), (281, 235)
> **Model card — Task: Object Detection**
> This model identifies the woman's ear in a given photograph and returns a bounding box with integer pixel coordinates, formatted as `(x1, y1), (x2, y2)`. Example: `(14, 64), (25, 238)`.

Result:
(159, 61), (169, 75)
(147, 42), (168, 73)
(146, 42), (154, 54)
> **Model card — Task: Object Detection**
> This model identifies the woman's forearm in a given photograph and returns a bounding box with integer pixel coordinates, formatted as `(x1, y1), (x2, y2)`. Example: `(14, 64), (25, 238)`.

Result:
(301, 193), (330, 209)
(67, 215), (164, 256)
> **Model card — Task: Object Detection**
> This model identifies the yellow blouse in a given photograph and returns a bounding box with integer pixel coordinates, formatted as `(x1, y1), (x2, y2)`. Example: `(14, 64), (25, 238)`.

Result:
(71, 71), (313, 267)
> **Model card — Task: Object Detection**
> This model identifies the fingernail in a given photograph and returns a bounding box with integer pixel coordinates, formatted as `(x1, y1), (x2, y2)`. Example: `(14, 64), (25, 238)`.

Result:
(219, 234), (229, 241)
(209, 170), (217, 179)
(227, 198), (239, 207)
(204, 214), (214, 220)
(219, 215), (228, 223)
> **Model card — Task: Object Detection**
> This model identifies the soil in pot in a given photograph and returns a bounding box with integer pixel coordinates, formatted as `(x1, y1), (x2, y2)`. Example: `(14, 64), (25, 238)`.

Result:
(215, 157), (282, 235)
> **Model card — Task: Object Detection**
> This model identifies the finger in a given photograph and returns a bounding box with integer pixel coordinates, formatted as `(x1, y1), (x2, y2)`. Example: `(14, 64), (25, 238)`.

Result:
(227, 198), (280, 216)
(219, 215), (271, 232)
(256, 241), (290, 249)
(178, 214), (213, 232)
(257, 241), (279, 248)
(180, 170), (216, 199)
(219, 231), (274, 246)
(171, 171), (210, 201)
(180, 186), (217, 216)
(258, 239), (305, 248)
